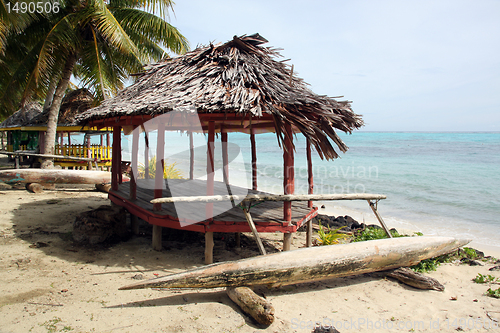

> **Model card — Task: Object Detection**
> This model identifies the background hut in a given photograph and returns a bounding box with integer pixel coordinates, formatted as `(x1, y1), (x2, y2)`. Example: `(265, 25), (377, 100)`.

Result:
(77, 34), (364, 263)
(0, 102), (42, 153)
(0, 89), (112, 169)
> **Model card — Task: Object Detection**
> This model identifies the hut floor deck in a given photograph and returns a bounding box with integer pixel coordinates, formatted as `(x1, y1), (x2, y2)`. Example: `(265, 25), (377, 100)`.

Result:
(110, 179), (318, 233)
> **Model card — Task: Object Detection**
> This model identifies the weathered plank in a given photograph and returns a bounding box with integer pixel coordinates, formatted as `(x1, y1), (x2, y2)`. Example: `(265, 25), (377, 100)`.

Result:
(150, 193), (387, 204)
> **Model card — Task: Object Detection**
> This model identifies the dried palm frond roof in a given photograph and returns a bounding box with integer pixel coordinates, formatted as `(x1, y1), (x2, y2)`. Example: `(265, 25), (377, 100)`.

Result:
(77, 34), (364, 159)
(0, 102), (42, 128)
(29, 88), (94, 126)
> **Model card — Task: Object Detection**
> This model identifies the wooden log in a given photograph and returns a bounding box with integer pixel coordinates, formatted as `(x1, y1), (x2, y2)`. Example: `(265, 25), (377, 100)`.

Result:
(95, 183), (111, 193)
(0, 169), (128, 185)
(150, 193), (387, 204)
(386, 267), (445, 291)
(26, 183), (44, 194)
(227, 287), (274, 326)
(119, 236), (469, 290)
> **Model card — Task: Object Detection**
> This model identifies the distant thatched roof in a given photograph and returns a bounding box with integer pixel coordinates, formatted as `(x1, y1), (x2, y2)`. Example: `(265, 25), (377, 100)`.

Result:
(0, 102), (42, 128)
(29, 88), (94, 126)
(77, 34), (364, 159)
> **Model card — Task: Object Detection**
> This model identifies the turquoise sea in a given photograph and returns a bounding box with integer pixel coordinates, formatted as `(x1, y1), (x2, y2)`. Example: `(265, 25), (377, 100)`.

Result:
(121, 131), (500, 249)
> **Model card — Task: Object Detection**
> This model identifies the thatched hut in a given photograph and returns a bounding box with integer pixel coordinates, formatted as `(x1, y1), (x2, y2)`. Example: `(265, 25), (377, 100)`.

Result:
(0, 89), (112, 169)
(0, 102), (42, 152)
(77, 34), (364, 263)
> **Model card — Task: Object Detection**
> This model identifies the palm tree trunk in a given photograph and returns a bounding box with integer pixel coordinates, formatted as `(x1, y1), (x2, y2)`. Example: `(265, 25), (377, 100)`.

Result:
(43, 79), (57, 111)
(41, 54), (76, 169)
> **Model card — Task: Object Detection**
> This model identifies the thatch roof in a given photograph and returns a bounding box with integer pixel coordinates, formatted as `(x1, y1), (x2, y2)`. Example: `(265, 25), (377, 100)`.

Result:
(77, 34), (364, 159)
(0, 102), (42, 128)
(29, 88), (94, 126)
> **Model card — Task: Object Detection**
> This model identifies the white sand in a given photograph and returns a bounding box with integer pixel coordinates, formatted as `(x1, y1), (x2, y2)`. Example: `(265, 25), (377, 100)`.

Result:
(0, 181), (499, 332)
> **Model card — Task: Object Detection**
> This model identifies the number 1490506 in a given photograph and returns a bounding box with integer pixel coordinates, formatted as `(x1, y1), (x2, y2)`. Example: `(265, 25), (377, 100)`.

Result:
(6, 1), (60, 14)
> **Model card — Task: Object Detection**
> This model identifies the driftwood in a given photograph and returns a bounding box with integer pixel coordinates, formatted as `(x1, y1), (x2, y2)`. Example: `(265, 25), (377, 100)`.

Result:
(26, 183), (44, 194)
(95, 183), (111, 193)
(386, 267), (445, 291)
(119, 236), (469, 290)
(226, 287), (274, 326)
(0, 169), (127, 185)
(150, 193), (387, 204)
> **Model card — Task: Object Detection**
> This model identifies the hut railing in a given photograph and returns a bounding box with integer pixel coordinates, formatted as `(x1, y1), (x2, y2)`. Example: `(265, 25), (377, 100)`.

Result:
(54, 144), (112, 161)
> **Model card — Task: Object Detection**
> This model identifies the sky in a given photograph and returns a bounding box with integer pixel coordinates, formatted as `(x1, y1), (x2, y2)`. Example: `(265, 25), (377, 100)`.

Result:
(170, 0), (500, 132)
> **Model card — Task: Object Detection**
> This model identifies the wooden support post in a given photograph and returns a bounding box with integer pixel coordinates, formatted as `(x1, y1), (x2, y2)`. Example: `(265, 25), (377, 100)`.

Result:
(131, 215), (140, 235)
(144, 133), (150, 179)
(189, 131), (194, 180)
(243, 208), (267, 255)
(221, 127), (229, 184)
(86, 134), (92, 170)
(283, 233), (292, 251)
(205, 232), (214, 264)
(68, 132), (71, 146)
(283, 123), (294, 222)
(367, 200), (393, 238)
(235, 232), (241, 248)
(100, 134), (103, 146)
(154, 122), (165, 211)
(206, 121), (215, 219)
(306, 139), (313, 247)
(250, 128), (257, 191)
(152, 122), (165, 250)
(111, 126), (121, 191)
(206, 121), (215, 264)
(130, 127), (139, 200)
(152, 225), (162, 251)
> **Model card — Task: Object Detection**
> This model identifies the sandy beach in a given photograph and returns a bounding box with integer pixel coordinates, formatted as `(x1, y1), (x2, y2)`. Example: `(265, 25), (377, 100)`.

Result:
(0, 177), (499, 333)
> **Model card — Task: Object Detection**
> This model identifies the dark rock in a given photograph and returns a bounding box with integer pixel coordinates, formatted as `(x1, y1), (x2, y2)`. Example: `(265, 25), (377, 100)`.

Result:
(489, 265), (500, 271)
(460, 258), (483, 266)
(312, 326), (340, 333)
(367, 224), (382, 230)
(320, 205), (326, 209)
(132, 274), (145, 280)
(73, 205), (128, 245)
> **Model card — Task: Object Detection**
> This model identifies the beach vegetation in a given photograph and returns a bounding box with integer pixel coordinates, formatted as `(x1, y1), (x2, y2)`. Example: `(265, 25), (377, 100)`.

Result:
(461, 247), (479, 259)
(316, 224), (349, 246)
(473, 273), (499, 284)
(352, 227), (402, 242)
(138, 156), (184, 179)
(411, 255), (451, 273)
(486, 287), (500, 298)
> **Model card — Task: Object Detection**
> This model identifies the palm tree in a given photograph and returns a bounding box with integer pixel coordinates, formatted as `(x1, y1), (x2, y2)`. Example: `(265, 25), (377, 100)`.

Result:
(0, 0), (188, 168)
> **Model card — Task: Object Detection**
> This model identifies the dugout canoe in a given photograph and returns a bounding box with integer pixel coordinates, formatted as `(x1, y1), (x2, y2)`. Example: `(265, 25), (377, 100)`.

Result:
(0, 169), (128, 184)
(119, 236), (469, 290)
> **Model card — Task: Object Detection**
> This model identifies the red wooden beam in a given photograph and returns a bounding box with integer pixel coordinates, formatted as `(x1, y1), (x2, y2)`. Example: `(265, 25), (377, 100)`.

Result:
(111, 126), (121, 191)
(154, 122), (165, 211)
(283, 123), (294, 222)
(221, 126), (229, 184)
(130, 128), (139, 200)
(250, 127), (257, 190)
(307, 138), (314, 208)
(206, 121), (215, 220)
(189, 131), (194, 180)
